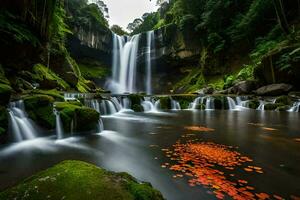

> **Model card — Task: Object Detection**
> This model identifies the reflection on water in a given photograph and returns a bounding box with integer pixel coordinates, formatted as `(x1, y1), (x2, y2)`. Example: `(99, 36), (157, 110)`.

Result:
(0, 110), (299, 199)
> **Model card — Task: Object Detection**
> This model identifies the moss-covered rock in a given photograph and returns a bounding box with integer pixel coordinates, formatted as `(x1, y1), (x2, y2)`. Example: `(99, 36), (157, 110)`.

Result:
(274, 96), (291, 105)
(276, 105), (290, 111)
(31, 89), (64, 101)
(194, 103), (205, 110)
(128, 94), (143, 106)
(0, 106), (8, 137)
(23, 95), (56, 129)
(264, 103), (285, 111)
(0, 83), (12, 105)
(132, 104), (144, 112)
(32, 64), (70, 90)
(172, 95), (195, 109)
(247, 100), (260, 109)
(158, 96), (171, 109)
(55, 102), (99, 132)
(0, 160), (164, 200)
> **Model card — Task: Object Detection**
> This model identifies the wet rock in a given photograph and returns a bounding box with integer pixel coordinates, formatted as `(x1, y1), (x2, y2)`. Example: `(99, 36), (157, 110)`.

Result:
(288, 91), (300, 99)
(196, 87), (214, 95)
(227, 80), (259, 95)
(0, 83), (12, 105)
(264, 103), (285, 110)
(276, 105), (290, 111)
(194, 103), (205, 110)
(274, 96), (291, 105)
(247, 100), (260, 109)
(255, 84), (293, 96)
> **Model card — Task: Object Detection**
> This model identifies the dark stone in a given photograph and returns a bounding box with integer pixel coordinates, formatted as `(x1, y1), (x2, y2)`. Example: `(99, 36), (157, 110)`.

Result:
(255, 84), (293, 96)
(274, 96), (291, 105)
(227, 80), (259, 95)
(196, 87), (214, 95)
(264, 103), (285, 110)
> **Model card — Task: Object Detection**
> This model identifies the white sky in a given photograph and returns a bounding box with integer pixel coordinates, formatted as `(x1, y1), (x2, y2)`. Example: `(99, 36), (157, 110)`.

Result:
(102, 0), (159, 30)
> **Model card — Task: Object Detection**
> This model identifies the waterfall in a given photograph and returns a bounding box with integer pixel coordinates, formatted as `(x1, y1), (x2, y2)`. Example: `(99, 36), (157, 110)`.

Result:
(54, 110), (64, 139)
(121, 97), (131, 110)
(145, 31), (155, 95)
(257, 101), (265, 111)
(205, 97), (215, 110)
(8, 101), (37, 142)
(141, 97), (159, 112)
(288, 101), (300, 112)
(109, 33), (141, 94)
(171, 100), (181, 110)
(227, 97), (237, 110)
(85, 98), (122, 115)
(97, 119), (104, 133)
(189, 97), (204, 109)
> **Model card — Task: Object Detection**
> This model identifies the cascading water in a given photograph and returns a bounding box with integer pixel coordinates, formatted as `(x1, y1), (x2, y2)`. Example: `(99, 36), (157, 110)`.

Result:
(189, 97), (204, 109)
(141, 97), (159, 112)
(108, 33), (141, 94)
(54, 109), (64, 139)
(227, 97), (237, 110)
(171, 99), (181, 110)
(205, 97), (215, 110)
(8, 101), (37, 142)
(257, 101), (265, 111)
(85, 98), (122, 115)
(145, 31), (155, 95)
(288, 101), (300, 112)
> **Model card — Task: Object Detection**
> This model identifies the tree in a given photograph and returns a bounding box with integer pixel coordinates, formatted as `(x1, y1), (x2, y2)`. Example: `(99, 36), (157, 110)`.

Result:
(272, 0), (289, 34)
(111, 25), (127, 35)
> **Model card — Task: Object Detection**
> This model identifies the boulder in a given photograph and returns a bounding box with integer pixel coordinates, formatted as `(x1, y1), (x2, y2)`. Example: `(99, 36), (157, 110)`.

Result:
(274, 96), (291, 105)
(0, 83), (12, 105)
(227, 80), (259, 95)
(264, 103), (285, 110)
(255, 84), (293, 96)
(0, 160), (164, 200)
(195, 87), (214, 95)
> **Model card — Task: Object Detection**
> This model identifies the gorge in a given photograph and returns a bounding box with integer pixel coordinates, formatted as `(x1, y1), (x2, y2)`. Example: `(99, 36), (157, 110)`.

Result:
(0, 0), (300, 200)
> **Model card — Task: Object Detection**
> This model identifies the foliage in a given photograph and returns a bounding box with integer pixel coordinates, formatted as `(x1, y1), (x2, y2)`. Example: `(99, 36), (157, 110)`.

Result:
(79, 63), (109, 79)
(130, 13), (160, 34)
(0, 11), (39, 46)
(111, 25), (128, 35)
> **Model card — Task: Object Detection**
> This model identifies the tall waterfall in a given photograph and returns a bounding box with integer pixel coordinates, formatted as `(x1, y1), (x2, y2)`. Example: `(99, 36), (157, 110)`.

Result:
(146, 31), (155, 95)
(54, 110), (64, 140)
(109, 33), (141, 94)
(8, 101), (37, 142)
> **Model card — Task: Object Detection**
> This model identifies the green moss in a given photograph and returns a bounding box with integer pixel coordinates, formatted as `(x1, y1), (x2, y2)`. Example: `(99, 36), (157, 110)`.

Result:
(0, 83), (12, 105)
(194, 103), (205, 110)
(264, 103), (285, 110)
(277, 105), (290, 111)
(158, 96), (171, 109)
(247, 100), (260, 109)
(172, 95), (196, 109)
(0, 64), (10, 85)
(132, 104), (144, 112)
(128, 94), (143, 106)
(32, 64), (70, 90)
(78, 62), (109, 80)
(32, 89), (64, 101)
(275, 96), (291, 105)
(55, 102), (99, 132)
(23, 95), (56, 129)
(0, 160), (164, 200)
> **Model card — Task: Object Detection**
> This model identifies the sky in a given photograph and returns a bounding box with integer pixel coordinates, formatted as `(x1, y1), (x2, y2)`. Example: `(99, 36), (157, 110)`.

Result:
(102, 0), (159, 30)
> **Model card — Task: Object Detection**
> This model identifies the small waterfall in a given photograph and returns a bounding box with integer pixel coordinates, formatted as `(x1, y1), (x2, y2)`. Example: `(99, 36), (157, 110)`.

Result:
(141, 97), (159, 112)
(257, 101), (265, 111)
(108, 33), (141, 94)
(8, 101), (37, 142)
(54, 110), (64, 139)
(145, 31), (155, 95)
(85, 98), (122, 115)
(120, 97), (131, 110)
(205, 97), (215, 110)
(227, 97), (237, 110)
(171, 100), (181, 110)
(97, 119), (104, 133)
(189, 97), (204, 109)
(288, 101), (300, 112)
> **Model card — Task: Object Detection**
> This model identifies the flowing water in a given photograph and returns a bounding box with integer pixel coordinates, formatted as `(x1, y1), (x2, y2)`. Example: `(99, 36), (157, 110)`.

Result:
(1, 110), (299, 199)
(145, 31), (155, 95)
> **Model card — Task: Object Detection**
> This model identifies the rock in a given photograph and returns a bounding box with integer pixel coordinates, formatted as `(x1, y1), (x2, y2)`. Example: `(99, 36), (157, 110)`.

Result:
(194, 103), (205, 110)
(172, 95), (196, 109)
(0, 106), (8, 142)
(23, 94), (56, 129)
(0, 160), (164, 200)
(55, 102), (100, 133)
(264, 103), (285, 110)
(288, 91), (300, 99)
(0, 83), (12, 105)
(276, 105), (290, 111)
(227, 80), (259, 95)
(246, 100), (260, 109)
(255, 84), (293, 96)
(274, 96), (291, 105)
(196, 87), (214, 95)
(132, 104), (144, 112)
(158, 96), (171, 109)
(64, 72), (78, 87)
